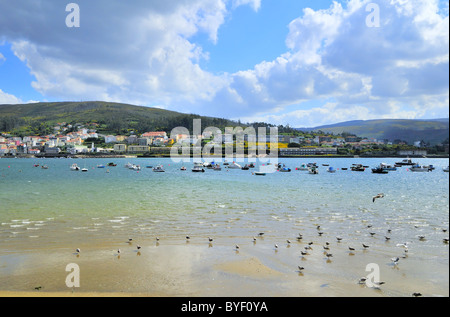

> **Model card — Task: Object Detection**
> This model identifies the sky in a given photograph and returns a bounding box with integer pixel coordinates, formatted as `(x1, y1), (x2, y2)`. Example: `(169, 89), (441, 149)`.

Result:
(0, 0), (448, 128)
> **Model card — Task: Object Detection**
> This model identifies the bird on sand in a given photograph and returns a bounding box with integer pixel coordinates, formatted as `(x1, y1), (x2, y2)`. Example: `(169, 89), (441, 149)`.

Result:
(298, 266), (305, 272)
(136, 245), (141, 250)
(412, 293), (423, 297)
(362, 243), (370, 249)
(348, 247), (355, 251)
(76, 248), (81, 253)
(208, 237), (213, 242)
(391, 257), (400, 265)
(372, 193), (385, 203)
(358, 277), (367, 284)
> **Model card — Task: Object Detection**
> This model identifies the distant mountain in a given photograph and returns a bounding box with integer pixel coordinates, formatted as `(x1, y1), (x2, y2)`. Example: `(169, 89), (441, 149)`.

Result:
(297, 119), (449, 145)
(0, 101), (241, 135)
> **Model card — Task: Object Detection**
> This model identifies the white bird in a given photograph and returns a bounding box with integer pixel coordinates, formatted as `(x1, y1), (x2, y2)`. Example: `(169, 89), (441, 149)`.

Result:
(372, 193), (385, 203)
(358, 277), (367, 284)
(117, 249), (121, 254)
(396, 243), (409, 249)
(391, 257), (400, 265)
(136, 245), (141, 250)
(208, 237), (213, 242)
(76, 248), (81, 253)
(235, 244), (240, 250)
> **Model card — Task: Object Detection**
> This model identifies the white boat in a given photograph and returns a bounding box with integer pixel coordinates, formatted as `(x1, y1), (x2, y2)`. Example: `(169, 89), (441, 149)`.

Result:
(213, 164), (222, 171)
(308, 166), (319, 174)
(70, 164), (80, 171)
(444, 166), (449, 172)
(152, 165), (165, 172)
(395, 158), (417, 166)
(296, 164), (308, 171)
(227, 162), (242, 169)
(192, 162), (205, 172)
(81, 168), (88, 172)
(409, 165), (432, 172)
(379, 163), (397, 171)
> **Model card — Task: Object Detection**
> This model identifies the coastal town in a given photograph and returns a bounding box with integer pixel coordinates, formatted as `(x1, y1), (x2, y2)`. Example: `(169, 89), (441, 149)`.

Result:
(0, 121), (448, 158)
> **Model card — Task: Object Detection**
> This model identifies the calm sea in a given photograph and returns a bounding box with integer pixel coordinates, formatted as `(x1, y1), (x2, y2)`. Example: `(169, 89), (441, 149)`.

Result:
(0, 157), (448, 296)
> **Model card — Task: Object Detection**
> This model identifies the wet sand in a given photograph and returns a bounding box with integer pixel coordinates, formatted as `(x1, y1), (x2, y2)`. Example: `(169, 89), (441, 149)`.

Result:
(1, 235), (447, 297)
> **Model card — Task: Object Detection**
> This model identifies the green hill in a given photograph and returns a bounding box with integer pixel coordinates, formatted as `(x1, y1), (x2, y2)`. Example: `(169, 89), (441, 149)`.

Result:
(0, 101), (241, 136)
(304, 119), (449, 145)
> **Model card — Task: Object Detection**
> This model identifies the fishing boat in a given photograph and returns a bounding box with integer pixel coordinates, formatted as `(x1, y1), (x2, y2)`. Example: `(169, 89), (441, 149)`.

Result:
(296, 163), (308, 171)
(372, 167), (389, 174)
(227, 162), (242, 169)
(192, 162), (205, 173)
(379, 163), (397, 171)
(395, 158), (417, 166)
(70, 164), (80, 171)
(241, 164), (250, 170)
(152, 165), (165, 172)
(409, 165), (432, 172)
(351, 164), (365, 171)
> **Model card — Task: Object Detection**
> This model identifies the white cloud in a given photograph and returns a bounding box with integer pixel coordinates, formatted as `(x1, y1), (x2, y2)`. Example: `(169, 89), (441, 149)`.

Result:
(0, 89), (23, 104)
(0, 0), (448, 127)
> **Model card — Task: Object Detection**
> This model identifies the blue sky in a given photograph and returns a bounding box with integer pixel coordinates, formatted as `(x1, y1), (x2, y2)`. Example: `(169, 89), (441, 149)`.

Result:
(0, 0), (448, 127)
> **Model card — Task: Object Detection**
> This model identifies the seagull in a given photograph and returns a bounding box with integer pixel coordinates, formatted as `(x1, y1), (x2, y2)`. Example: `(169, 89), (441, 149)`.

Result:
(372, 193), (385, 203)
(325, 253), (333, 258)
(358, 277), (367, 284)
(252, 237), (257, 242)
(117, 249), (121, 254)
(308, 242), (314, 246)
(362, 244), (370, 249)
(385, 236), (391, 241)
(156, 237), (160, 241)
(412, 293), (423, 297)
(336, 237), (343, 242)
(418, 235), (426, 241)
(387, 229), (392, 234)
(443, 238), (449, 244)
(76, 248), (81, 253)
(301, 251), (308, 256)
(274, 244), (279, 249)
(304, 246), (312, 250)
(258, 232), (265, 236)
(235, 244), (240, 250)
(391, 257), (400, 265)
(318, 232), (324, 236)
(128, 238), (133, 242)
(323, 245), (330, 250)
(348, 247), (355, 251)
(136, 245), (141, 250)
(186, 235), (190, 240)
(208, 237), (213, 242)
(298, 266), (305, 272)
(369, 232), (376, 236)
(396, 242), (409, 249)
(286, 239), (291, 244)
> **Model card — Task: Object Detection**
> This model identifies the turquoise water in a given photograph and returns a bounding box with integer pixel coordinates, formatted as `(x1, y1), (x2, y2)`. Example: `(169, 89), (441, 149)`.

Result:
(0, 157), (448, 296)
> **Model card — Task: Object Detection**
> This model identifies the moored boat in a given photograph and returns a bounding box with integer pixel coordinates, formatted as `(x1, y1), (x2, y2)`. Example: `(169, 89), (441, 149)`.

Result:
(444, 166), (449, 172)
(227, 162), (242, 169)
(395, 158), (417, 166)
(327, 167), (336, 173)
(372, 167), (389, 174)
(379, 163), (397, 171)
(296, 163), (308, 171)
(308, 166), (319, 174)
(70, 164), (80, 171)
(351, 164), (365, 172)
(409, 165), (432, 172)
(152, 165), (165, 172)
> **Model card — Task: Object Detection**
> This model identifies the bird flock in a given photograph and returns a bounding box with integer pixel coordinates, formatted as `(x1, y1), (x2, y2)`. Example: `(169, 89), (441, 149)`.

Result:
(72, 219), (448, 297)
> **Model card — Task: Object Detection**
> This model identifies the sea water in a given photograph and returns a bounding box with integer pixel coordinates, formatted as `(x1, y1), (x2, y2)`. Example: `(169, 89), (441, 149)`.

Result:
(0, 157), (448, 296)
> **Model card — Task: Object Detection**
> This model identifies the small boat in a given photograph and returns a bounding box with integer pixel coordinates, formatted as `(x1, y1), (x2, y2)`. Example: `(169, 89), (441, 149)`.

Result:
(278, 167), (291, 172)
(308, 166), (319, 174)
(379, 163), (397, 171)
(153, 165), (165, 172)
(223, 160), (230, 166)
(180, 166), (187, 171)
(248, 163), (255, 168)
(81, 168), (88, 172)
(409, 165), (432, 172)
(341, 168), (348, 170)
(395, 158), (417, 166)
(192, 162), (205, 173)
(227, 162), (242, 169)
(327, 167), (336, 173)
(70, 164), (80, 171)
(97, 164), (106, 169)
(351, 164), (365, 172)
(253, 172), (266, 176)
(33, 164), (40, 167)
(41, 165), (49, 169)
(107, 162), (117, 167)
(146, 165), (153, 169)
(213, 164), (221, 171)
(444, 166), (449, 172)
(192, 166), (205, 173)
(296, 163), (308, 171)
(372, 167), (389, 174)
(322, 164), (329, 167)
